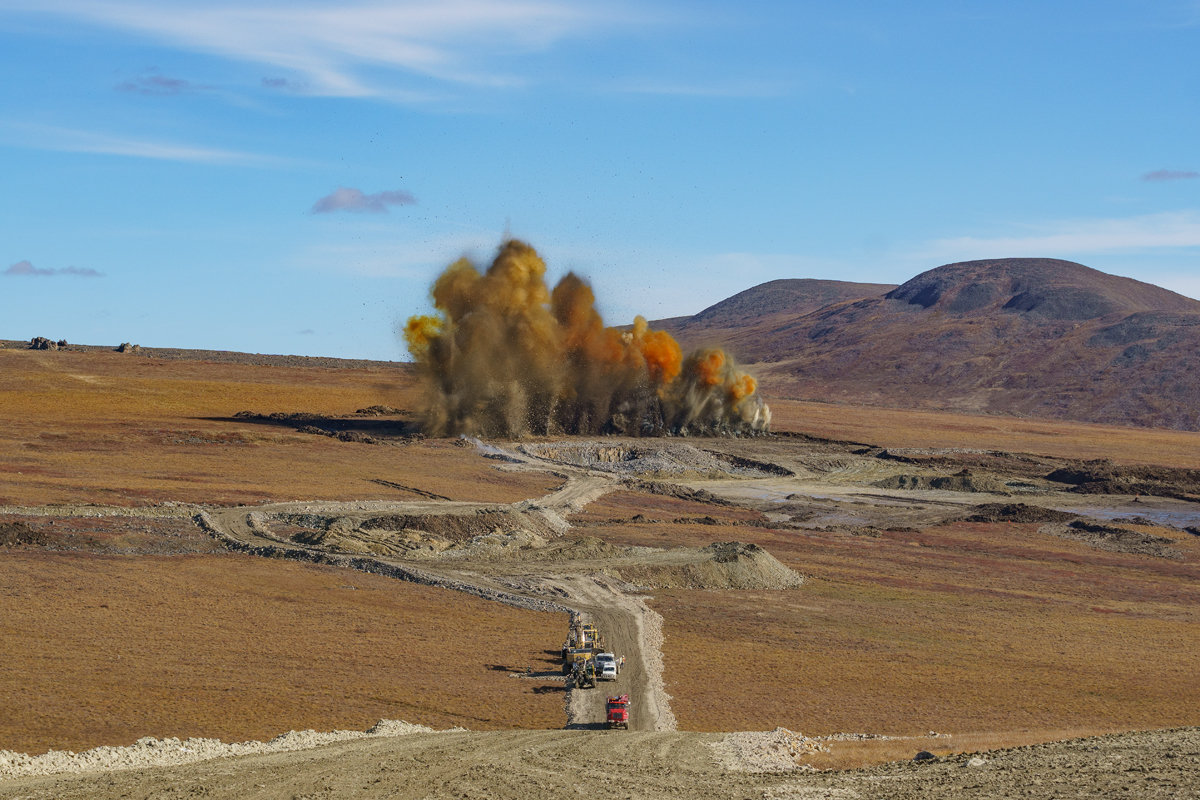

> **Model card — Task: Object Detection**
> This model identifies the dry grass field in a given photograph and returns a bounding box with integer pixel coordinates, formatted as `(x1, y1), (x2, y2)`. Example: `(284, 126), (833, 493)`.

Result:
(0, 547), (565, 754)
(0, 349), (558, 506)
(769, 396), (1200, 467)
(4, 346), (1200, 768)
(570, 487), (1200, 749)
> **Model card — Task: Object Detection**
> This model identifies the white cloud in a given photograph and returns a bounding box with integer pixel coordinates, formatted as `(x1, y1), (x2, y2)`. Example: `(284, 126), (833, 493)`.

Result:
(921, 211), (1200, 262)
(0, 123), (279, 165)
(10, 0), (634, 98)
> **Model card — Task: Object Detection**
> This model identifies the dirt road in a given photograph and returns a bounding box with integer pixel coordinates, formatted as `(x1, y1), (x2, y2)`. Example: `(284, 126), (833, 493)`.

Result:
(196, 462), (676, 733)
(4, 725), (1198, 799)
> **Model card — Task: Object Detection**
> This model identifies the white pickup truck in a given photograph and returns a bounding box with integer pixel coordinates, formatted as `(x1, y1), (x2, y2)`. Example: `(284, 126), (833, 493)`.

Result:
(594, 652), (623, 681)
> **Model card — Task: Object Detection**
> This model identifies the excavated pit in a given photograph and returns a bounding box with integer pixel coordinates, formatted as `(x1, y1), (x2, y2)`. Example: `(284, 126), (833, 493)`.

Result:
(522, 441), (791, 480)
(268, 509), (566, 558)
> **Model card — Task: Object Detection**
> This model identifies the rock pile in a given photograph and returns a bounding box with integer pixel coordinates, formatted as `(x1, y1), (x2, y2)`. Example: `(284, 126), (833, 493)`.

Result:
(711, 727), (828, 773)
(0, 720), (440, 779)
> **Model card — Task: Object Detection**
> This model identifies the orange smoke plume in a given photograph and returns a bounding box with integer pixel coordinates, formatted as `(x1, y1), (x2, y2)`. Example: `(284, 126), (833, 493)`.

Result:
(405, 239), (770, 437)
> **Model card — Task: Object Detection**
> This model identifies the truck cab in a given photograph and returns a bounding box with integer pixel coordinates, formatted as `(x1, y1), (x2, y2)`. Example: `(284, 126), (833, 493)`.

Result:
(595, 652), (620, 681)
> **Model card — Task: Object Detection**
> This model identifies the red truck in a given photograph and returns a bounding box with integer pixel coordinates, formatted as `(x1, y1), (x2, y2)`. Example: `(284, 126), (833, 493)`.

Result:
(606, 694), (630, 729)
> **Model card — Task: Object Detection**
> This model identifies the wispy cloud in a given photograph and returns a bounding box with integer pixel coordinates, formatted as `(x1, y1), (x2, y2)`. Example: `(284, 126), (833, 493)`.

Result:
(116, 70), (210, 95)
(11, 1), (634, 98)
(1, 123), (279, 165)
(311, 187), (417, 214)
(922, 211), (1200, 261)
(1143, 169), (1199, 181)
(5, 260), (104, 277)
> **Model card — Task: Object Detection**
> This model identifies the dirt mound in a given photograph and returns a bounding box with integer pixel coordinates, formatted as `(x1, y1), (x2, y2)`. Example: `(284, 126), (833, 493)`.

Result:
(0, 521), (46, 547)
(1046, 460), (1200, 499)
(525, 441), (790, 479)
(535, 535), (627, 560)
(957, 503), (1076, 524)
(710, 727), (827, 773)
(614, 542), (803, 590)
(360, 510), (523, 542)
(874, 470), (1009, 494)
(354, 405), (407, 416)
(627, 480), (738, 508)
(1044, 520), (1182, 559)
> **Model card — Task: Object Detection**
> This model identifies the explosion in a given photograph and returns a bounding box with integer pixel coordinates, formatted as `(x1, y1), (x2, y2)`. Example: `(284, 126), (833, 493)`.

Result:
(405, 239), (771, 438)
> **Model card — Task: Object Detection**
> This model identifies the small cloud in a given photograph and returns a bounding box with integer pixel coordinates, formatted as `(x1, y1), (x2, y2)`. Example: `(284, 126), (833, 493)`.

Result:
(299, 328), (315, 335)
(311, 187), (417, 214)
(118, 74), (193, 95)
(5, 260), (104, 277)
(1143, 169), (1199, 181)
(115, 68), (212, 97)
(262, 76), (306, 92)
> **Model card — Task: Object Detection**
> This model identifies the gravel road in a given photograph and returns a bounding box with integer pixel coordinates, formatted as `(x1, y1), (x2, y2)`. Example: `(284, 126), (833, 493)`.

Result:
(3, 726), (1197, 799)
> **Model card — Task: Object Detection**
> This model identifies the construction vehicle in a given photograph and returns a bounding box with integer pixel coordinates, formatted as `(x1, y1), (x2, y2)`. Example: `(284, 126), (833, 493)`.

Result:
(578, 623), (602, 650)
(595, 652), (622, 680)
(562, 621), (603, 654)
(570, 659), (597, 689)
(562, 647), (595, 675)
(561, 621), (604, 674)
(606, 695), (630, 729)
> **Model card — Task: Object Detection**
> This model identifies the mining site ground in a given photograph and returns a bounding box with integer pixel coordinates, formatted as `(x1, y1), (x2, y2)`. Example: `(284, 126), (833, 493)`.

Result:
(2, 345), (1200, 798)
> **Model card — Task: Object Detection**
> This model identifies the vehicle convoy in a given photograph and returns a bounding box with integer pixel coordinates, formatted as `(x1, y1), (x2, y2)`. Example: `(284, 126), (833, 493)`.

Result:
(606, 694), (630, 729)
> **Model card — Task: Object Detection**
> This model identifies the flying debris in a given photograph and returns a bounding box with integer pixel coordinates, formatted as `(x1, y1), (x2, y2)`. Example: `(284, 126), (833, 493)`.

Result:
(405, 240), (771, 438)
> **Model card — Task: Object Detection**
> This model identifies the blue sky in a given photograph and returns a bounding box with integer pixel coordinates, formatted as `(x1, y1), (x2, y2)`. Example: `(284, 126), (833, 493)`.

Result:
(2, 1), (1198, 361)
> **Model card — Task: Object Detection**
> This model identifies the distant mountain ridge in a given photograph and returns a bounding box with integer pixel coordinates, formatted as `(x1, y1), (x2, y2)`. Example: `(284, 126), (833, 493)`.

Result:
(660, 259), (1200, 430)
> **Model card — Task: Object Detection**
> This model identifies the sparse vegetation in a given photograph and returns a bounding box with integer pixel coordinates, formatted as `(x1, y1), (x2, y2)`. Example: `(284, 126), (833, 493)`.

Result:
(0, 549), (565, 753)
(3, 343), (1200, 785)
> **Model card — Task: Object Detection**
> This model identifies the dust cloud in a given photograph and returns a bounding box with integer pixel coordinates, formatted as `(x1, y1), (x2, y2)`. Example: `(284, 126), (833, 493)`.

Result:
(404, 239), (770, 438)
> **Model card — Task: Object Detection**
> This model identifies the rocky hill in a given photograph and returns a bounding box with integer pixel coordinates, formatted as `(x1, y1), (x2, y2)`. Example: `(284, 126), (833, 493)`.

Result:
(662, 259), (1200, 430)
(655, 278), (895, 352)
